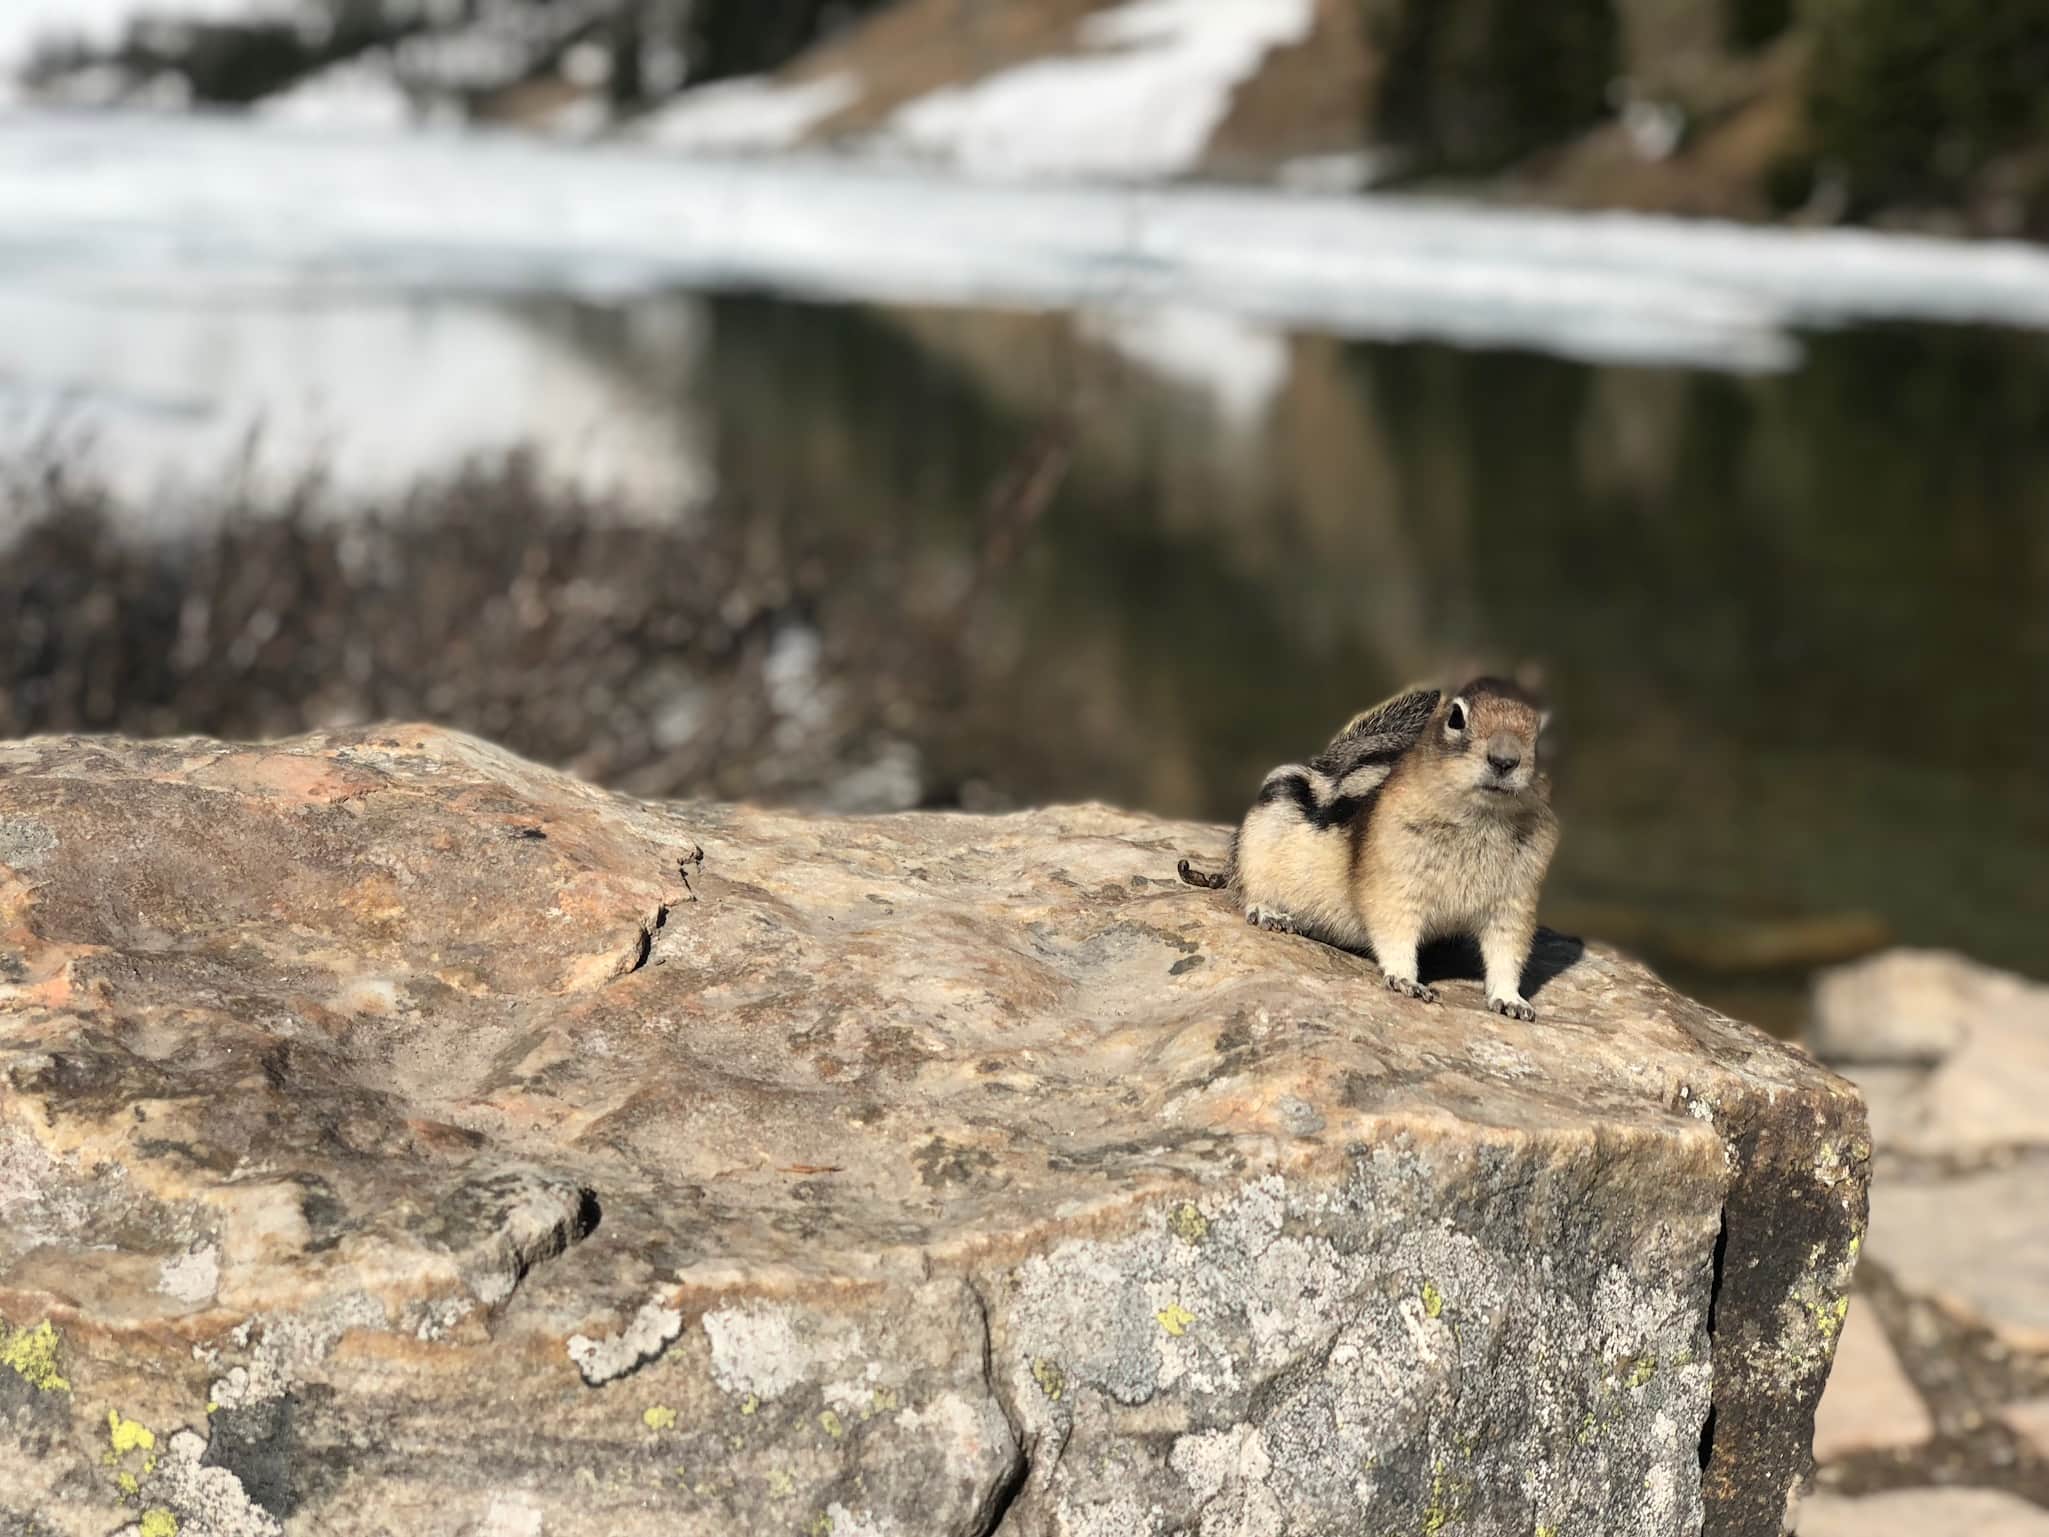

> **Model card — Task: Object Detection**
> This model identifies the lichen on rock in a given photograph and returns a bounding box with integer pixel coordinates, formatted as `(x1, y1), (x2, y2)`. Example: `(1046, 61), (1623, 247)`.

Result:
(0, 1319), (69, 1394)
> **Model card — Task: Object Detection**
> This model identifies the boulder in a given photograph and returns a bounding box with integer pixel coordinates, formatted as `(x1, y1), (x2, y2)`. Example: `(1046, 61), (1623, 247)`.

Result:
(0, 727), (1867, 1537)
(1806, 949), (1996, 1066)
(1807, 949), (2049, 1160)
(1866, 1160), (2049, 1355)
(1794, 1486), (2049, 1537)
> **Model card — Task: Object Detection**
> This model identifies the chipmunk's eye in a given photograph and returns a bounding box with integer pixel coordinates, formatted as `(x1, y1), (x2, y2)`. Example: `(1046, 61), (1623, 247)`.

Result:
(1446, 700), (1467, 733)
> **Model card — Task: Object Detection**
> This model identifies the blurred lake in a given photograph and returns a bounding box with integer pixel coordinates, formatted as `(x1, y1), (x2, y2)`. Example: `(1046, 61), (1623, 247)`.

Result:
(5, 113), (2048, 1028)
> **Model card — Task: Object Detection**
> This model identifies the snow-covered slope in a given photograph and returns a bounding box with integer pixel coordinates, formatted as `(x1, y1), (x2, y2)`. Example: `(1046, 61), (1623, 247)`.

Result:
(881, 0), (1316, 180)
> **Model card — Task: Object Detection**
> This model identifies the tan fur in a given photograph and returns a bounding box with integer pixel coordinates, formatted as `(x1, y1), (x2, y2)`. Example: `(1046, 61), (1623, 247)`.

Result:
(1224, 681), (1559, 1019)
(1234, 792), (1373, 949)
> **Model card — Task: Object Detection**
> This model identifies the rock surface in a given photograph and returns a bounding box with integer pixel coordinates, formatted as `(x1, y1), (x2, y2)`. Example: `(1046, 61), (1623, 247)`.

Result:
(1868, 1163), (2049, 1354)
(1798, 949), (2049, 1530)
(1806, 950), (1988, 1067)
(1807, 950), (2049, 1356)
(2006, 1400), (2049, 1462)
(1795, 1486), (2049, 1537)
(0, 727), (1867, 1537)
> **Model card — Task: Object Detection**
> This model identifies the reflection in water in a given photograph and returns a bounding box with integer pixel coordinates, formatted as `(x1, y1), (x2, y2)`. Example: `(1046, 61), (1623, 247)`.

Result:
(5, 283), (2046, 1028)
(688, 295), (2049, 1017)
(0, 288), (711, 517)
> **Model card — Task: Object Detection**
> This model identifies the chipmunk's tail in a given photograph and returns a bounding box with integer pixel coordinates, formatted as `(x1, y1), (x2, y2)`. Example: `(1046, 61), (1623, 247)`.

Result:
(1176, 858), (1230, 891)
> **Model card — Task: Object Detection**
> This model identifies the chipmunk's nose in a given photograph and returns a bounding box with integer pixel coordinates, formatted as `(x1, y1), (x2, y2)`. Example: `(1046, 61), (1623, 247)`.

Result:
(1485, 740), (1523, 777)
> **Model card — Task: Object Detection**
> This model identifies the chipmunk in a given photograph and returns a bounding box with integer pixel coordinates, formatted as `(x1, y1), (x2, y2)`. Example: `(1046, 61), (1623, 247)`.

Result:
(1179, 678), (1559, 1020)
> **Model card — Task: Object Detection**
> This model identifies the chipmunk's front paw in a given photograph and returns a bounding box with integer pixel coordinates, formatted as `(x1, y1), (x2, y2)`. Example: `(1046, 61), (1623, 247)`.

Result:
(1488, 994), (1536, 1022)
(1245, 905), (1297, 934)
(1386, 974), (1438, 1003)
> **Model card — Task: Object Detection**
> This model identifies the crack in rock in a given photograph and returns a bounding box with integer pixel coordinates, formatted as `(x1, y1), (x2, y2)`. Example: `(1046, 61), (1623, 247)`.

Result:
(613, 902), (669, 978)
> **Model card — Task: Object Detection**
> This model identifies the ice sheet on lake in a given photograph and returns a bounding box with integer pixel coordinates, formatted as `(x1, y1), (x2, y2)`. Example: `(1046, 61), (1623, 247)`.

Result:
(7, 110), (2049, 374)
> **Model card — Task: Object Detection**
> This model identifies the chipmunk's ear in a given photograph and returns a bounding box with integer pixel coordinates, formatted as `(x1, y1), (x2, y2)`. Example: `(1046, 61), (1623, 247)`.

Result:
(1536, 708), (1552, 735)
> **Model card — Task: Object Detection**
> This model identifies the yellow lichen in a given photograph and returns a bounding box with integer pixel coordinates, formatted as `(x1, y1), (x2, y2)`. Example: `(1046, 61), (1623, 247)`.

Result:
(1421, 1282), (1444, 1320)
(642, 1405), (678, 1432)
(766, 1469), (796, 1499)
(819, 1410), (844, 1440)
(139, 1511), (179, 1537)
(116, 1472), (140, 1498)
(109, 1410), (157, 1455)
(1168, 1203), (1209, 1244)
(1423, 1459), (1470, 1534)
(740, 1394), (759, 1416)
(807, 1514), (835, 1536)
(1627, 1356), (1657, 1389)
(0, 1320), (71, 1393)
(1537, 1526), (1559, 1537)
(1031, 1358), (1065, 1402)
(1155, 1304), (1196, 1337)
(867, 1388), (899, 1417)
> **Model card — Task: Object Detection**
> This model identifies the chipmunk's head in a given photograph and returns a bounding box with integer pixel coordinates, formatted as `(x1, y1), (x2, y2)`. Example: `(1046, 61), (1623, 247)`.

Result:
(1431, 677), (1550, 803)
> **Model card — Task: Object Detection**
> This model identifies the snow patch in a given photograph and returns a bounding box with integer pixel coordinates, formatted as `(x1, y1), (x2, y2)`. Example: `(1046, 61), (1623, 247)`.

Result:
(885, 0), (1316, 181)
(642, 72), (860, 154)
(1277, 150), (1394, 196)
(258, 50), (414, 130)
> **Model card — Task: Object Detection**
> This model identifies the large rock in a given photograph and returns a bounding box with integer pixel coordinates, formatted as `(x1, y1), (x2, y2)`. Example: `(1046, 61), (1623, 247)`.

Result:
(1794, 1487), (2049, 1537)
(1806, 949), (1995, 1067)
(1808, 950), (2049, 1160)
(1866, 1161), (2049, 1355)
(0, 727), (1867, 1537)
(1805, 949), (2049, 1372)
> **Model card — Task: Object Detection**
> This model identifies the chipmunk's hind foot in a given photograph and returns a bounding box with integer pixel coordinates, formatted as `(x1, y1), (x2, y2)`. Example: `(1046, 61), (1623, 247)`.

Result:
(1245, 904), (1297, 934)
(1386, 974), (1439, 1003)
(1177, 858), (1230, 890)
